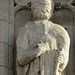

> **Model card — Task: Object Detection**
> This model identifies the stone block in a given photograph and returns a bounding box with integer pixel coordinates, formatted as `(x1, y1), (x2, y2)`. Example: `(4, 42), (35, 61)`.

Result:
(9, 24), (14, 46)
(0, 0), (14, 24)
(0, 66), (8, 75)
(0, 20), (14, 46)
(0, 43), (9, 67)
(9, 46), (14, 69)
(0, 43), (14, 69)
(0, 0), (9, 20)
(9, 0), (14, 22)
(0, 21), (9, 43)
(9, 69), (13, 75)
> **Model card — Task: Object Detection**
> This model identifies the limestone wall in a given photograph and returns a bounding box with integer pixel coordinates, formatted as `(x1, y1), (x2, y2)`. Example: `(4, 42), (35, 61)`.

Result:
(0, 0), (14, 75)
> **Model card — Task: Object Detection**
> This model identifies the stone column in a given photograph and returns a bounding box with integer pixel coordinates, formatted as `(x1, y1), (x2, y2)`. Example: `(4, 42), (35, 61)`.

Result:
(73, 11), (75, 75)
(0, 0), (14, 75)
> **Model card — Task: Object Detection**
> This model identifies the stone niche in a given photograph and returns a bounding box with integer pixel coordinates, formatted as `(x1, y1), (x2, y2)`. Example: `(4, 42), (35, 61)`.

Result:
(14, 0), (75, 75)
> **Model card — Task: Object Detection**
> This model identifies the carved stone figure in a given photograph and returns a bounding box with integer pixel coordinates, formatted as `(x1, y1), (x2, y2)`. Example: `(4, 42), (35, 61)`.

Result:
(16, 0), (70, 75)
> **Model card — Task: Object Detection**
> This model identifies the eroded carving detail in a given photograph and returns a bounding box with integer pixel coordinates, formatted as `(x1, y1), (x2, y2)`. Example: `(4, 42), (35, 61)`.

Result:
(31, 0), (53, 20)
(16, 0), (70, 75)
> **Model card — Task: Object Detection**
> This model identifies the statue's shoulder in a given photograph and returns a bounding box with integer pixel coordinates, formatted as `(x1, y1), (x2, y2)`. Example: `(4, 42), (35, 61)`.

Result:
(53, 23), (68, 35)
(48, 21), (70, 38)
(48, 21), (65, 31)
(49, 22), (67, 33)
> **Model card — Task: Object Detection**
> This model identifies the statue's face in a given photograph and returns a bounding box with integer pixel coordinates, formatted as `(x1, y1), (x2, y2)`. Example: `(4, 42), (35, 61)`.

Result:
(31, 0), (53, 20)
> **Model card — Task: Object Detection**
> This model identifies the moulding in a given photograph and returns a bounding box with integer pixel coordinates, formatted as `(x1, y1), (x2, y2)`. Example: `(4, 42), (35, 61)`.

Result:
(15, 0), (31, 6)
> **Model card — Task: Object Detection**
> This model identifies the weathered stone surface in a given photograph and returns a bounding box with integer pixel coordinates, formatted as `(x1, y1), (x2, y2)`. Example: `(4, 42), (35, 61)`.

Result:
(13, 0), (75, 75)
(16, 20), (70, 75)
(51, 7), (75, 75)
(0, 43), (14, 69)
(0, 20), (14, 46)
(16, 61), (23, 75)
(9, 24), (14, 46)
(0, 43), (9, 67)
(15, 0), (31, 6)
(0, 0), (14, 23)
(0, 0), (9, 20)
(0, 66), (8, 75)
(0, 21), (9, 43)
(9, 46), (14, 69)
(9, 69), (13, 75)
(0, 0), (14, 75)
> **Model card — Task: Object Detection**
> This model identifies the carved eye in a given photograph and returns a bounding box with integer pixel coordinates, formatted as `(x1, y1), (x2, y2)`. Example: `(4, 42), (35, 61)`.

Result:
(28, 2), (31, 7)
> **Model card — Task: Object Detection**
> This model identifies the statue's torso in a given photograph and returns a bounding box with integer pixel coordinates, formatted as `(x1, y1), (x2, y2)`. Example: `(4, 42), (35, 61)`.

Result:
(17, 20), (70, 75)
(26, 20), (58, 50)
(17, 21), (57, 75)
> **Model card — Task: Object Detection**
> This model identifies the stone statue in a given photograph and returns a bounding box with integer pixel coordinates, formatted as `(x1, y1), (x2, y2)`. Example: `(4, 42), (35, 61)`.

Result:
(16, 0), (70, 75)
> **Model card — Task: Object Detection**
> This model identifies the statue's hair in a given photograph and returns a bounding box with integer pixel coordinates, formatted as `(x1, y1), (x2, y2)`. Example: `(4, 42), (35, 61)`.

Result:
(31, 0), (54, 20)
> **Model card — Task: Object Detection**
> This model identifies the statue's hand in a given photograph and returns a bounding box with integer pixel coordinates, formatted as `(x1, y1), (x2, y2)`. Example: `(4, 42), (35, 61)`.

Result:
(54, 48), (64, 75)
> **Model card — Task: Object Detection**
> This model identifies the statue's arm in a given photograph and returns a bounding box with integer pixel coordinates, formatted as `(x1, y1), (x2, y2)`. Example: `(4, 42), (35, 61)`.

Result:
(16, 26), (50, 66)
(53, 25), (70, 74)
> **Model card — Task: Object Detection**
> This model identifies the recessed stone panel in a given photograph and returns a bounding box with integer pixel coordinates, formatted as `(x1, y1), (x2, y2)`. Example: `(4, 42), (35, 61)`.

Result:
(0, 21), (9, 43)
(0, 43), (9, 67)
(9, 24), (14, 46)
(0, 0), (14, 24)
(9, 69), (13, 75)
(0, 66), (8, 75)
(9, 46), (14, 69)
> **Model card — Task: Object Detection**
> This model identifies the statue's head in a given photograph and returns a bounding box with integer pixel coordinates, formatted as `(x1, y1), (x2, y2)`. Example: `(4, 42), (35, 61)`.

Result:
(31, 0), (53, 20)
